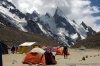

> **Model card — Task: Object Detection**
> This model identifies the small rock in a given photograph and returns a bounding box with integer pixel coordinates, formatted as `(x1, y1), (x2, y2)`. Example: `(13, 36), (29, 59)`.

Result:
(86, 55), (88, 58)
(82, 57), (85, 61)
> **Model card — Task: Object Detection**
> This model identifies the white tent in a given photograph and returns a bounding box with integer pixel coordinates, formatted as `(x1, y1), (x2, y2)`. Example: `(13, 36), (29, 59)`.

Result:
(30, 47), (45, 58)
(31, 47), (45, 54)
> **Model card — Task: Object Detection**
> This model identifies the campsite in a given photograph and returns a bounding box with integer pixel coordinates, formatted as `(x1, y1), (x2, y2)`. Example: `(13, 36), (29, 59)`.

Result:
(2, 46), (100, 66)
(1, 42), (100, 66)
(0, 0), (100, 66)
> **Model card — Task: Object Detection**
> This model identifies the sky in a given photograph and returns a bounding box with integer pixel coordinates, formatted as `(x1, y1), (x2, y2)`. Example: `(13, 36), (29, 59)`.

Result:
(8, 0), (100, 32)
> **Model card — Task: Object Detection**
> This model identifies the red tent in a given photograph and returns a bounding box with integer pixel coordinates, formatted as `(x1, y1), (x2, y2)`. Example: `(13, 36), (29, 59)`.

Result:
(23, 47), (46, 66)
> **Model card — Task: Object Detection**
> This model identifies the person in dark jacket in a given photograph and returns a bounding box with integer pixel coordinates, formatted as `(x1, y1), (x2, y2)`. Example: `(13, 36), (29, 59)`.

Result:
(11, 46), (15, 54)
(63, 45), (69, 59)
(44, 50), (56, 65)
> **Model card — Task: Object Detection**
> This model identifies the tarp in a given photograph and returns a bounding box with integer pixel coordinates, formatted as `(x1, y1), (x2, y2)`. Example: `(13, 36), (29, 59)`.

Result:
(19, 42), (36, 46)
(47, 47), (58, 52)
(18, 42), (37, 54)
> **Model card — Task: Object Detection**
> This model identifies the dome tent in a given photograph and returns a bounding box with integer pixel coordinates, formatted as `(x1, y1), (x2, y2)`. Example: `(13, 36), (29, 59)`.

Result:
(23, 47), (46, 66)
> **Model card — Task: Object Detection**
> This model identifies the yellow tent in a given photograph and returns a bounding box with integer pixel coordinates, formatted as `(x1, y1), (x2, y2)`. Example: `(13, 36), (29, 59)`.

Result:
(18, 42), (38, 54)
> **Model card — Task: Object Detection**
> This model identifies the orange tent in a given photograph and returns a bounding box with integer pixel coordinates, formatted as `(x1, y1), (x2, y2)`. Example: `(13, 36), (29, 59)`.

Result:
(56, 47), (63, 55)
(23, 47), (46, 66)
(56, 47), (70, 56)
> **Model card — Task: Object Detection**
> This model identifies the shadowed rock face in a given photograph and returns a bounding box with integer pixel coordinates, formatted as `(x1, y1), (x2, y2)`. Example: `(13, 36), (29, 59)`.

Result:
(54, 8), (76, 34)
(24, 20), (43, 34)
(0, 13), (17, 28)
(81, 22), (96, 36)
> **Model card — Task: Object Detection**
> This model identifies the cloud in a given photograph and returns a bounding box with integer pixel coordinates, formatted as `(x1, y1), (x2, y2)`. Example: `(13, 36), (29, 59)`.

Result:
(8, 0), (100, 32)
(77, 15), (100, 32)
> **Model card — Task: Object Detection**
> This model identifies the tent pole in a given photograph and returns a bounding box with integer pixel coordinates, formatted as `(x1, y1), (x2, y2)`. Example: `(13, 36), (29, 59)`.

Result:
(0, 44), (3, 66)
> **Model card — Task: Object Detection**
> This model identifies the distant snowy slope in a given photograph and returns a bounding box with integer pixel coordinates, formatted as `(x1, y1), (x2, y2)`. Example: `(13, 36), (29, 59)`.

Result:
(0, 0), (96, 47)
(0, 0), (27, 31)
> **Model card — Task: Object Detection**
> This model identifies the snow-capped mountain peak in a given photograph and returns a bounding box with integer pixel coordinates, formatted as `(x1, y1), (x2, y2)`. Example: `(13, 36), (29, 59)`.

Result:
(0, 0), (96, 47)
(81, 22), (96, 36)
(54, 7), (66, 18)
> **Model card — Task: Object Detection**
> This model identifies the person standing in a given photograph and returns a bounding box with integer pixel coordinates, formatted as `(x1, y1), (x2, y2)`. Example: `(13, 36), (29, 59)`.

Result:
(15, 45), (19, 53)
(63, 45), (68, 59)
(11, 46), (15, 54)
